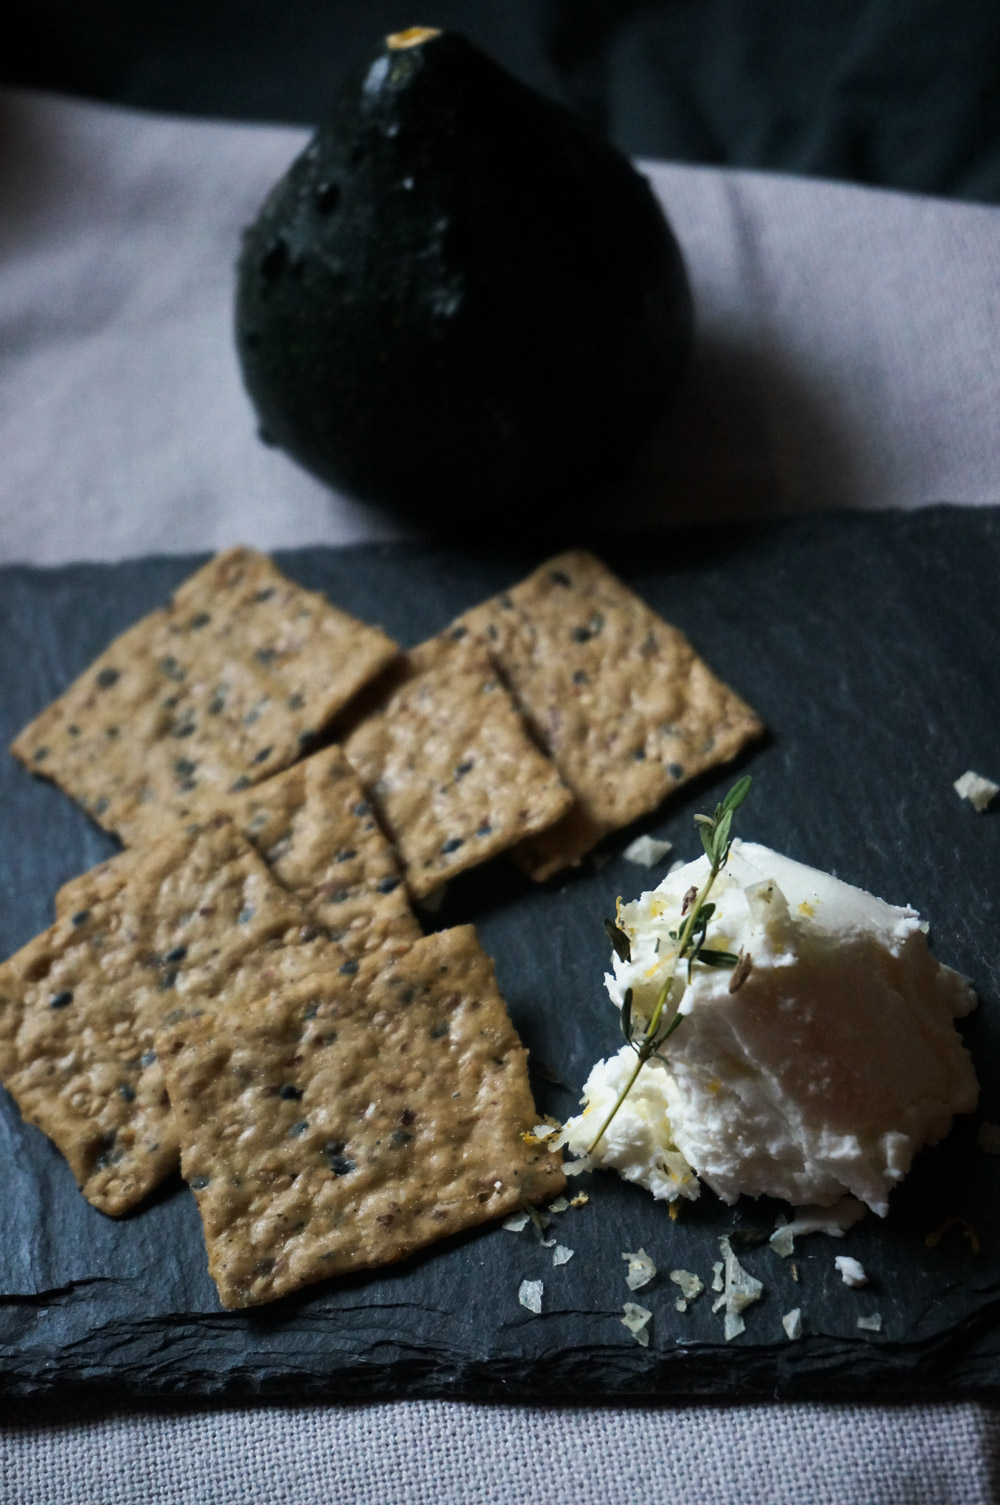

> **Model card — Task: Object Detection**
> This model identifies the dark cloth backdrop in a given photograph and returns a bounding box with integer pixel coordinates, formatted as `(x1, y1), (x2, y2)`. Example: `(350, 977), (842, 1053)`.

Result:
(5, 0), (1000, 203)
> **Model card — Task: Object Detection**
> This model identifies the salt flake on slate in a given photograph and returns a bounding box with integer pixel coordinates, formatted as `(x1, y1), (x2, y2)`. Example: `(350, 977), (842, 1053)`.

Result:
(552, 1245), (574, 1266)
(714, 1237), (764, 1341)
(857, 1313), (883, 1333)
(782, 1308), (803, 1340)
(669, 1269), (704, 1302)
(518, 1279), (543, 1314)
(623, 834), (673, 868)
(622, 1249), (656, 1290)
(954, 770), (999, 811)
(621, 1303), (652, 1346)
(503, 1212), (531, 1233)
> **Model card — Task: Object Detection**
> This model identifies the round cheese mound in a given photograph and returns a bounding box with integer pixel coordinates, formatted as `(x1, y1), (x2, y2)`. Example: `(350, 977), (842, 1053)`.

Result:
(559, 841), (978, 1215)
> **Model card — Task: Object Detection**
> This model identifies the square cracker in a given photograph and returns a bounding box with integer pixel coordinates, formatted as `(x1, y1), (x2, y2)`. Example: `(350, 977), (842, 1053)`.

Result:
(340, 635), (573, 900)
(0, 820), (346, 1215)
(11, 548), (399, 845)
(56, 746), (421, 962)
(456, 550), (763, 880)
(156, 925), (566, 1308)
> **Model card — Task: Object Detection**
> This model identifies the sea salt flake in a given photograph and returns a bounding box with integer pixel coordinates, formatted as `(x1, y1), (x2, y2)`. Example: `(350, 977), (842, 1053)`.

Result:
(621, 1302), (652, 1346)
(857, 1313), (882, 1332)
(518, 1279), (543, 1314)
(954, 770), (999, 812)
(669, 1269), (704, 1301)
(552, 1244), (574, 1266)
(502, 1212), (530, 1233)
(622, 1248), (657, 1290)
(782, 1308), (803, 1340)
(718, 1236), (764, 1340)
(623, 834), (674, 868)
(548, 1196), (570, 1213)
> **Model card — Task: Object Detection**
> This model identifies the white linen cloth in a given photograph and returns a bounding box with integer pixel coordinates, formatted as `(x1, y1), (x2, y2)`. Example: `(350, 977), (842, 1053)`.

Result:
(0, 86), (998, 1504)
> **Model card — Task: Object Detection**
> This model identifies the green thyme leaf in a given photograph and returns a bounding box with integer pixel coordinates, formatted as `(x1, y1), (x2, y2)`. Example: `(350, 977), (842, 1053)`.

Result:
(695, 948), (740, 968)
(713, 810), (733, 858)
(720, 774), (752, 815)
(620, 988), (634, 1043)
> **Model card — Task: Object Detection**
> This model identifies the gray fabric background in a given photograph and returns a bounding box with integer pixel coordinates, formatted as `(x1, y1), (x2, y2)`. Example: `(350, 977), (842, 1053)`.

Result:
(1, 87), (998, 1503)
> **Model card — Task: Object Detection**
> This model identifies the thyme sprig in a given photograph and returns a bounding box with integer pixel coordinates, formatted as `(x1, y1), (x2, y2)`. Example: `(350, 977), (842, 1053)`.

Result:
(586, 775), (752, 1156)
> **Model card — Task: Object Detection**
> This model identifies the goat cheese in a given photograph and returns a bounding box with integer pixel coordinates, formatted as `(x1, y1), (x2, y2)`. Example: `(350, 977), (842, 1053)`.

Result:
(559, 841), (978, 1215)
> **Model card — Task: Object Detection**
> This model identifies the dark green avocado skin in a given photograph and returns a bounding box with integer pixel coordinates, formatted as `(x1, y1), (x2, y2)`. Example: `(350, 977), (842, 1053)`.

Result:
(235, 31), (694, 529)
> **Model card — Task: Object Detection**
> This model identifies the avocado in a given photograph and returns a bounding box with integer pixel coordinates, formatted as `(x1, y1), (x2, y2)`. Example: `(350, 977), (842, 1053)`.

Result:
(235, 27), (693, 530)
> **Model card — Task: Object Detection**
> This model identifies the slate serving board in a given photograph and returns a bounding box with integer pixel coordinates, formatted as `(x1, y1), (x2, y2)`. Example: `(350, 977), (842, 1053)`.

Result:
(2, 505), (999, 1402)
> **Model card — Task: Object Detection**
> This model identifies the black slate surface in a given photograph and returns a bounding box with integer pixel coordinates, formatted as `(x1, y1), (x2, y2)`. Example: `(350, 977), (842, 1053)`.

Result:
(1, 505), (999, 1402)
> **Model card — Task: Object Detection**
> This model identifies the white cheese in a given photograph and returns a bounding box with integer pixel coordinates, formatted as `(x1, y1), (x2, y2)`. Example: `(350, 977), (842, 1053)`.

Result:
(834, 1255), (869, 1287)
(769, 1198), (867, 1256)
(560, 841), (978, 1215)
(555, 1048), (700, 1203)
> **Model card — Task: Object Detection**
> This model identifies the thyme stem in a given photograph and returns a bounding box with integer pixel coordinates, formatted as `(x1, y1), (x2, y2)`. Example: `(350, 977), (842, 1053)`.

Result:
(585, 776), (751, 1157)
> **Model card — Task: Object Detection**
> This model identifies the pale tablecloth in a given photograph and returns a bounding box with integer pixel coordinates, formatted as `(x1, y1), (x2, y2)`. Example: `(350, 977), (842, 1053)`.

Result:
(1, 87), (998, 1504)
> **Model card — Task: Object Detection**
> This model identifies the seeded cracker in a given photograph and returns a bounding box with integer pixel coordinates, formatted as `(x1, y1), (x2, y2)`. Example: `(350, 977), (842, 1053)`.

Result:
(340, 635), (573, 899)
(0, 820), (345, 1215)
(456, 550), (763, 879)
(156, 925), (566, 1307)
(11, 548), (399, 845)
(56, 746), (421, 961)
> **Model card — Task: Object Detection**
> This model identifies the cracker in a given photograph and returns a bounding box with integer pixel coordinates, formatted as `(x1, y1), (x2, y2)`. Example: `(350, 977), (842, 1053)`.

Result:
(56, 746), (421, 961)
(11, 548), (399, 845)
(0, 819), (346, 1215)
(156, 926), (566, 1307)
(340, 635), (573, 900)
(457, 550), (763, 879)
